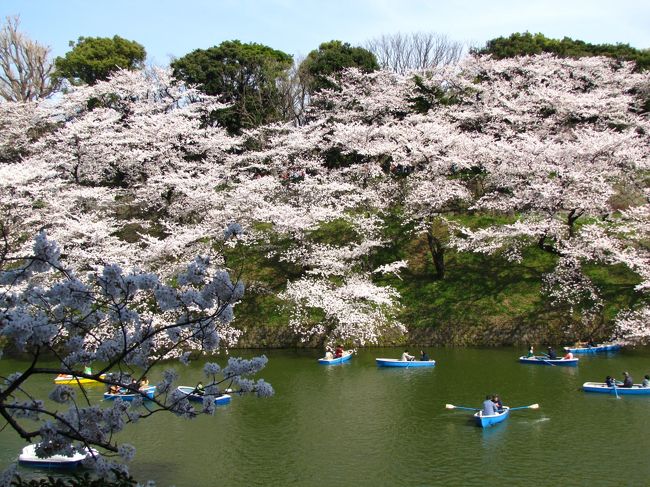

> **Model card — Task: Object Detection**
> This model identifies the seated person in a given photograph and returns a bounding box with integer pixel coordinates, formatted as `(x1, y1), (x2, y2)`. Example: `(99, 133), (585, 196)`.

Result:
(194, 382), (205, 395)
(482, 395), (498, 416)
(108, 384), (121, 394)
(525, 346), (534, 358)
(605, 375), (615, 387)
(420, 350), (429, 361)
(622, 372), (633, 388)
(547, 347), (558, 360)
(138, 376), (149, 390)
(642, 375), (650, 388)
(563, 351), (574, 360)
(324, 346), (334, 360)
(401, 350), (415, 361)
(334, 345), (344, 358)
(492, 394), (503, 411)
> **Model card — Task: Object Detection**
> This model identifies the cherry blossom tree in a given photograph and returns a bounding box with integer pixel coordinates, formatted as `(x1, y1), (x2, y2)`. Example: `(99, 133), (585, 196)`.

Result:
(1, 53), (648, 352)
(0, 230), (272, 479)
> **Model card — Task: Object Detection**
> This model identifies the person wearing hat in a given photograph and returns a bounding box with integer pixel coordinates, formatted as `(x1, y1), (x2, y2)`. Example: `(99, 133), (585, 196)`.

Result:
(622, 371), (633, 388)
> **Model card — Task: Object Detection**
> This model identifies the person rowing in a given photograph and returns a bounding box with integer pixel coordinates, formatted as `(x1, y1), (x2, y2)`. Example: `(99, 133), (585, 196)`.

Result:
(481, 395), (499, 416)
(401, 350), (415, 361)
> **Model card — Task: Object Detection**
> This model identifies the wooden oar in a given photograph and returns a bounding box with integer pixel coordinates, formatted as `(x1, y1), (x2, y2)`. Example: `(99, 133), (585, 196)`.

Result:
(445, 404), (480, 411)
(508, 403), (539, 411)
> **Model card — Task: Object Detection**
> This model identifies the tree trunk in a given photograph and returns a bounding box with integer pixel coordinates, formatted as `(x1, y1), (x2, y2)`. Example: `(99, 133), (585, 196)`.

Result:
(426, 228), (445, 279)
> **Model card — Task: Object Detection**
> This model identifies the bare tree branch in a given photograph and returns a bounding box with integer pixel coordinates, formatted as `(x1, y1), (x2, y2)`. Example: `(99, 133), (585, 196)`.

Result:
(366, 32), (466, 75)
(0, 15), (56, 102)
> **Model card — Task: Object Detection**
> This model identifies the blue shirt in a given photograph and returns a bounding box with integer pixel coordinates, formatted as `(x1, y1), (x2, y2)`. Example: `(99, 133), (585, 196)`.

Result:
(482, 399), (498, 416)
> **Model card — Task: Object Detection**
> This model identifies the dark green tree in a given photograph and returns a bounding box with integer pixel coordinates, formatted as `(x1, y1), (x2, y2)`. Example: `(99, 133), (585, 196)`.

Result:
(53, 35), (146, 85)
(299, 40), (379, 93)
(474, 32), (650, 71)
(170, 40), (293, 133)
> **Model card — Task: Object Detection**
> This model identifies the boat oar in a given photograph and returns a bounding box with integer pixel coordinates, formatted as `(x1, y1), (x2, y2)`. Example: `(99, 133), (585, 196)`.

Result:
(612, 381), (620, 399)
(445, 404), (480, 411)
(508, 403), (540, 411)
(539, 354), (556, 367)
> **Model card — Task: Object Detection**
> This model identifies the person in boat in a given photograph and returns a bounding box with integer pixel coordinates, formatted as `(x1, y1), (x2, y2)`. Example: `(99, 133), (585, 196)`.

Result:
(401, 350), (415, 361)
(138, 376), (149, 390)
(420, 350), (430, 361)
(482, 395), (499, 416)
(492, 394), (503, 411)
(334, 345), (344, 358)
(83, 366), (92, 375)
(546, 347), (558, 360)
(605, 376), (615, 387)
(642, 375), (650, 388)
(108, 384), (121, 394)
(324, 345), (334, 360)
(622, 371), (633, 388)
(525, 345), (534, 358)
(587, 338), (597, 348)
(194, 382), (205, 396)
(563, 350), (574, 360)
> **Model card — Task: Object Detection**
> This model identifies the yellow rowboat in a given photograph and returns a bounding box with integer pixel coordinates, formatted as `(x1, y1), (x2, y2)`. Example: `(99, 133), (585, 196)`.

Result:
(54, 374), (106, 385)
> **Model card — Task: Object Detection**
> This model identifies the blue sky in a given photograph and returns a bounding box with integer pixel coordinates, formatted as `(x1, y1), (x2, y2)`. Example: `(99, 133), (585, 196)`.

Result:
(2, 0), (649, 66)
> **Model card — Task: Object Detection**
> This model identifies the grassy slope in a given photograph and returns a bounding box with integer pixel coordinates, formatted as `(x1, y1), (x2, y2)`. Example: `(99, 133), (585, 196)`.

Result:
(226, 213), (644, 347)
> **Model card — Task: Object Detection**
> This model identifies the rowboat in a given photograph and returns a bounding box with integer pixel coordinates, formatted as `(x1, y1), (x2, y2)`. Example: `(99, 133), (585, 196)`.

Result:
(54, 374), (106, 385)
(318, 350), (353, 365)
(474, 407), (510, 428)
(103, 385), (155, 401)
(177, 386), (232, 405)
(564, 343), (622, 354)
(18, 444), (98, 469)
(375, 358), (436, 368)
(518, 356), (579, 366)
(583, 382), (650, 395)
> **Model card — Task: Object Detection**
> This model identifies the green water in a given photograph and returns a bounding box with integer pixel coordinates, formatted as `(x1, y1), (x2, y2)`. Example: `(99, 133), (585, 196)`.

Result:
(2, 347), (650, 487)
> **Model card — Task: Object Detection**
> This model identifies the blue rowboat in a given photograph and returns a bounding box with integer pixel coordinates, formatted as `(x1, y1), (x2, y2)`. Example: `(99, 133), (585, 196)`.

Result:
(564, 343), (622, 354)
(583, 382), (650, 395)
(318, 350), (353, 365)
(375, 358), (436, 368)
(518, 356), (579, 366)
(177, 386), (232, 405)
(474, 407), (510, 428)
(18, 444), (98, 469)
(103, 385), (155, 401)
